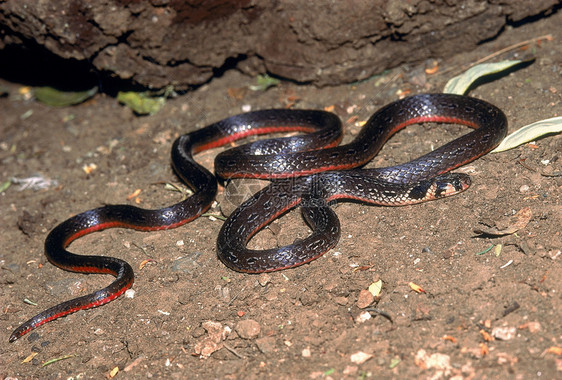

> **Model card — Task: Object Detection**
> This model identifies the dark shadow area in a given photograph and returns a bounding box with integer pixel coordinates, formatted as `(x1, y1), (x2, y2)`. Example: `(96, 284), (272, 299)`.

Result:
(0, 40), (98, 90)
(0, 38), (145, 95)
(507, 2), (561, 26)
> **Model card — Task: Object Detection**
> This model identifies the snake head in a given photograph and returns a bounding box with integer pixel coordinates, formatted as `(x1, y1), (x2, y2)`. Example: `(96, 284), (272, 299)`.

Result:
(407, 173), (471, 202)
(433, 173), (471, 198)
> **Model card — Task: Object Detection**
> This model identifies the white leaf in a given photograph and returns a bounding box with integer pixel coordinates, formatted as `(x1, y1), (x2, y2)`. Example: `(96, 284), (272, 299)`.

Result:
(492, 117), (562, 152)
(444, 60), (522, 95)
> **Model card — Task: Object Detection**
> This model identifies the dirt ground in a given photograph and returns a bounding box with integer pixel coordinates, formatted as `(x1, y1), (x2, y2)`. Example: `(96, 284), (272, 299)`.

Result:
(1, 11), (561, 380)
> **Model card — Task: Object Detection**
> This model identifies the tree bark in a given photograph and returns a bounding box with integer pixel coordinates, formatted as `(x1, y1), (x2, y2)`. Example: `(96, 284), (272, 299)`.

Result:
(1, 0), (560, 89)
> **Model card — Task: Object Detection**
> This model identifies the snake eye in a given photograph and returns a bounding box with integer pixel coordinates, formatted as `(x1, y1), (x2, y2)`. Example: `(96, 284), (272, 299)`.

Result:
(450, 177), (465, 191)
(435, 182), (456, 198)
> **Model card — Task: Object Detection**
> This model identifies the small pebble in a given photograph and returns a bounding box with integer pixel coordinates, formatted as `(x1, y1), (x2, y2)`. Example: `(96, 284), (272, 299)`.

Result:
(191, 326), (206, 338)
(422, 247), (434, 254)
(356, 289), (374, 308)
(519, 184), (530, 193)
(343, 365), (358, 375)
(31, 345), (42, 353)
(236, 319), (260, 339)
(258, 273), (271, 286)
(27, 332), (40, 343)
(93, 328), (105, 335)
(492, 326), (517, 340)
(415, 349), (451, 370)
(334, 296), (348, 306)
(355, 311), (372, 324)
(255, 336), (276, 353)
(350, 351), (373, 364)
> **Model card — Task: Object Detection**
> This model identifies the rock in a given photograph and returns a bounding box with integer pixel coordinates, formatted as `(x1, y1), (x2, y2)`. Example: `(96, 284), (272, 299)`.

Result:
(492, 326), (517, 341)
(414, 349), (452, 372)
(255, 336), (276, 354)
(350, 351), (373, 364)
(356, 289), (374, 309)
(235, 319), (260, 339)
(193, 321), (231, 358)
(1, 1), (558, 89)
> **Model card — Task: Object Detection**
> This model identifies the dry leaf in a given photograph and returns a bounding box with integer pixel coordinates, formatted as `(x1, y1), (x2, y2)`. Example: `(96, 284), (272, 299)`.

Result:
(109, 366), (119, 378)
(226, 87), (247, 100)
(139, 259), (155, 270)
(480, 329), (494, 342)
(21, 352), (38, 363)
(368, 280), (383, 297)
(474, 207), (532, 236)
(409, 282), (426, 293)
(127, 189), (142, 200)
(442, 335), (457, 343)
(546, 346), (562, 356)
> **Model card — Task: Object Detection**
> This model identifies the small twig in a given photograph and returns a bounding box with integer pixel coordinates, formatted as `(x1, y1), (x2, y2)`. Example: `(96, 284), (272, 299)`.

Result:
(541, 171), (562, 177)
(470, 34), (552, 68)
(518, 158), (536, 172)
(227, 286), (246, 306)
(365, 307), (393, 323)
(518, 159), (561, 177)
(440, 34), (552, 76)
(502, 301), (520, 317)
(223, 343), (245, 359)
(132, 241), (154, 259)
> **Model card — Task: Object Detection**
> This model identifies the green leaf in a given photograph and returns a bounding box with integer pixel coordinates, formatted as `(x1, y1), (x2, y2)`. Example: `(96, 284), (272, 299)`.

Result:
(34, 86), (98, 107)
(476, 245), (494, 256)
(117, 91), (167, 115)
(42, 354), (77, 367)
(249, 74), (280, 91)
(0, 181), (11, 193)
(23, 298), (38, 306)
(492, 116), (562, 152)
(443, 60), (522, 95)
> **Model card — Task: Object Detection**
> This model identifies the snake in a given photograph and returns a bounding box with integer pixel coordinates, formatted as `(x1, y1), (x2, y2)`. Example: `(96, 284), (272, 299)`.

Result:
(9, 93), (507, 342)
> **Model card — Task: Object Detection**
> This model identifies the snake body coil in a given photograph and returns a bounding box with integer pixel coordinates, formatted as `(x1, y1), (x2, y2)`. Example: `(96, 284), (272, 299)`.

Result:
(10, 94), (507, 342)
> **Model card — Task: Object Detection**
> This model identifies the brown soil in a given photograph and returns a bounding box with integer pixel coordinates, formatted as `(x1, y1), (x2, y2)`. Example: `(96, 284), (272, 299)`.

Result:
(1, 12), (561, 380)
